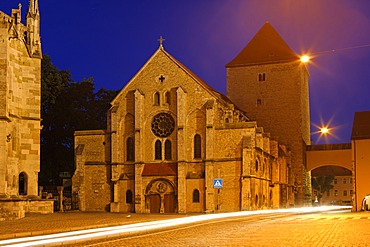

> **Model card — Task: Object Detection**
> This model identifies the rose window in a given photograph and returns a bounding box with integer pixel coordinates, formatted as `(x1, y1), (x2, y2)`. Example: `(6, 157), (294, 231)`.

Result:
(151, 113), (175, 137)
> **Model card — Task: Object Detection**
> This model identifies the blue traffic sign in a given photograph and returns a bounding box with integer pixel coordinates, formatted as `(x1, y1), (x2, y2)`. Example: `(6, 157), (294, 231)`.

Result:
(213, 178), (223, 188)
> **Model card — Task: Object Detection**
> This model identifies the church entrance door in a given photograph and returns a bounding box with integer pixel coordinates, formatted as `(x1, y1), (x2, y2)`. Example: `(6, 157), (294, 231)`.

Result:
(164, 194), (175, 213)
(150, 194), (161, 213)
(146, 178), (177, 213)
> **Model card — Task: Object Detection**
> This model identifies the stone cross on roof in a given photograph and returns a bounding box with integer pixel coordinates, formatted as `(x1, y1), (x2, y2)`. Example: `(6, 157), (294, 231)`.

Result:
(158, 36), (165, 48)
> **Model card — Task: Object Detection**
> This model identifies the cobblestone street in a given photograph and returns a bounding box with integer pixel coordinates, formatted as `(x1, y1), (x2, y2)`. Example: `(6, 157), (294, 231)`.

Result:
(77, 210), (370, 246)
(1, 209), (369, 246)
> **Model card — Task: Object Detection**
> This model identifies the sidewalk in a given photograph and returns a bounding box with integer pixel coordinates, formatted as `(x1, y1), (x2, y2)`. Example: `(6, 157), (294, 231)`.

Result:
(0, 211), (185, 240)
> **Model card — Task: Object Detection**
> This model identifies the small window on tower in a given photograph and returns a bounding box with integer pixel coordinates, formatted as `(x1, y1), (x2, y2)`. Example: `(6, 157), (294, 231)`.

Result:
(257, 99), (262, 105)
(258, 73), (266, 81)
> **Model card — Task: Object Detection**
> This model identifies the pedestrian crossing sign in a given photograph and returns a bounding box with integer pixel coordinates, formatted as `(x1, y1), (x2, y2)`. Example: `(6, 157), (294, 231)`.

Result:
(213, 178), (223, 188)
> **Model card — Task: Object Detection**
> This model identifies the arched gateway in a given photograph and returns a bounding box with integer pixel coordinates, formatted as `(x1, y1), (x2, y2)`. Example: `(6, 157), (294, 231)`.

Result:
(145, 178), (177, 213)
(306, 144), (352, 172)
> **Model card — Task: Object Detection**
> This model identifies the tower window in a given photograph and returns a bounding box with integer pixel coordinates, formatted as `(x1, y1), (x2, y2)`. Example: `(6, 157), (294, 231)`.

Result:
(165, 139), (172, 160)
(258, 73), (266, 81)
(155, 140), (162, 160)
(194, 134), (201, 159)
(257, 99), (262, 105)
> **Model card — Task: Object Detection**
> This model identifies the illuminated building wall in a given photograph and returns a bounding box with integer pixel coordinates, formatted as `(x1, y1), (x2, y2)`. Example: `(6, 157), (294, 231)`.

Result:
(0, 2), (42, 199)
(226, 22), (311, 206)
(73, 45), (293, 213)
(351, 111), (370, 211)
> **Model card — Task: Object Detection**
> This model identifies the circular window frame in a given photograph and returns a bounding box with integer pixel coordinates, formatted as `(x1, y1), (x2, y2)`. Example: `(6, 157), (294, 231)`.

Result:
(151, 113), (175, 138)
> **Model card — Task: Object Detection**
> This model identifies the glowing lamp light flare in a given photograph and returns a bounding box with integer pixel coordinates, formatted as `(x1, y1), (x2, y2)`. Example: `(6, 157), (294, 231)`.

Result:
(300, 55), (310, 63)
(320, 127), (329, 134)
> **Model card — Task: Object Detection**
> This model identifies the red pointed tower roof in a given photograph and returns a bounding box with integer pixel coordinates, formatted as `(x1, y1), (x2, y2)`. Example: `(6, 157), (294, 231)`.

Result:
(351, 110), (370, 140)
(226, 22), (299, 67)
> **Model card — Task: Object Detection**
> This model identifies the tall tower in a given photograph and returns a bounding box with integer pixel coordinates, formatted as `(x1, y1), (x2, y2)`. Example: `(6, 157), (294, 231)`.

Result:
(226, 22), (311, 205)
(0, 0), (42, 198)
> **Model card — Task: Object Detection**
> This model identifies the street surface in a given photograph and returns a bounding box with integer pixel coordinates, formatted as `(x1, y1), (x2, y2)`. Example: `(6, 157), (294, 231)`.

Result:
(1, 206), (369, 246)
(74, 208), (370, 247)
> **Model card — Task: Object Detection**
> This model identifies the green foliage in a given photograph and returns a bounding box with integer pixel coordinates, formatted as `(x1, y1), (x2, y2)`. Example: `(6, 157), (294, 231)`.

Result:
(40, 55), (119, 185)
(311, 175), (335, 200)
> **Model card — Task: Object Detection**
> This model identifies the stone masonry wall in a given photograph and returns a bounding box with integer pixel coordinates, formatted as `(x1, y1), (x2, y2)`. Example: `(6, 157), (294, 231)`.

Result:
(227, 61), (310, 205)
(73, 130), (111, 211)
(0, 10), (41, 197)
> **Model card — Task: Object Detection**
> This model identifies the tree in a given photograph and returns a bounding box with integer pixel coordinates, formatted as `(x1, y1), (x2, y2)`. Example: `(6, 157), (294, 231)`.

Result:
(40, 55), (119, 186)
(40, 55), (72, 185)
(311, 175), (335, 203)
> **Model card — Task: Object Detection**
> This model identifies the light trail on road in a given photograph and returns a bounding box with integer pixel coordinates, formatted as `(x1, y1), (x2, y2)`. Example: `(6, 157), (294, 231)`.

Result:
(0, 206), (351, 247)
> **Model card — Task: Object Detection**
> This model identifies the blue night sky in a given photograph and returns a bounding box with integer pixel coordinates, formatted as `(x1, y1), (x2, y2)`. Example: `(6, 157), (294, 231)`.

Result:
(2, 0), (370, 145)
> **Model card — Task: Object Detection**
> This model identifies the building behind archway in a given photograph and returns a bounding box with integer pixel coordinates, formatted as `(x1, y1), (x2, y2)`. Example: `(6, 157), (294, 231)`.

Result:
(352, 110), (370, 211)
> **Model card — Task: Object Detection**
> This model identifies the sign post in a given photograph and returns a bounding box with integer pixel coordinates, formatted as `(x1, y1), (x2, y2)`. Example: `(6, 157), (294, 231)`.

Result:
(213, 178), (223, 189)
(213, 178), (223, 211)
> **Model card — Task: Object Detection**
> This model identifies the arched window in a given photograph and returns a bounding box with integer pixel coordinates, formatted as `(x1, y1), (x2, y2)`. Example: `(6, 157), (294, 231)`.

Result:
(261, 159), (264, 173)
(255, 160), (259, 172)
(154, 92), (160, 105)
(18, 172), (27, 195)
(165, 139), (172, 160)
(255, 194), (259, 206)
(193, 189), (200, 203)
(155, 140), (162, 160)
(126, 137), (135, 161)
(126, 190), (133, 204)
(165, 91), (170, 104)
(194, 134), (201, 159)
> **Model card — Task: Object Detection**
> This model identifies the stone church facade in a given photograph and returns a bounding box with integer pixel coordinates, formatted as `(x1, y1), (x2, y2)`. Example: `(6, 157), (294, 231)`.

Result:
(73, 23), (309, 213)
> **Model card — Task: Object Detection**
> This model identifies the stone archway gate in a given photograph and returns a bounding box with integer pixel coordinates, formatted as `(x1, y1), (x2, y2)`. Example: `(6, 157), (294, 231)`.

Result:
(306, 144), (352, 172)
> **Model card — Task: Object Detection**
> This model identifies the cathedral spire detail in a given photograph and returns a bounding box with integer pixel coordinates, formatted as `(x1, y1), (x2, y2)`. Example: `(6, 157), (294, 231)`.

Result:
(26, 0), (42, 58)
